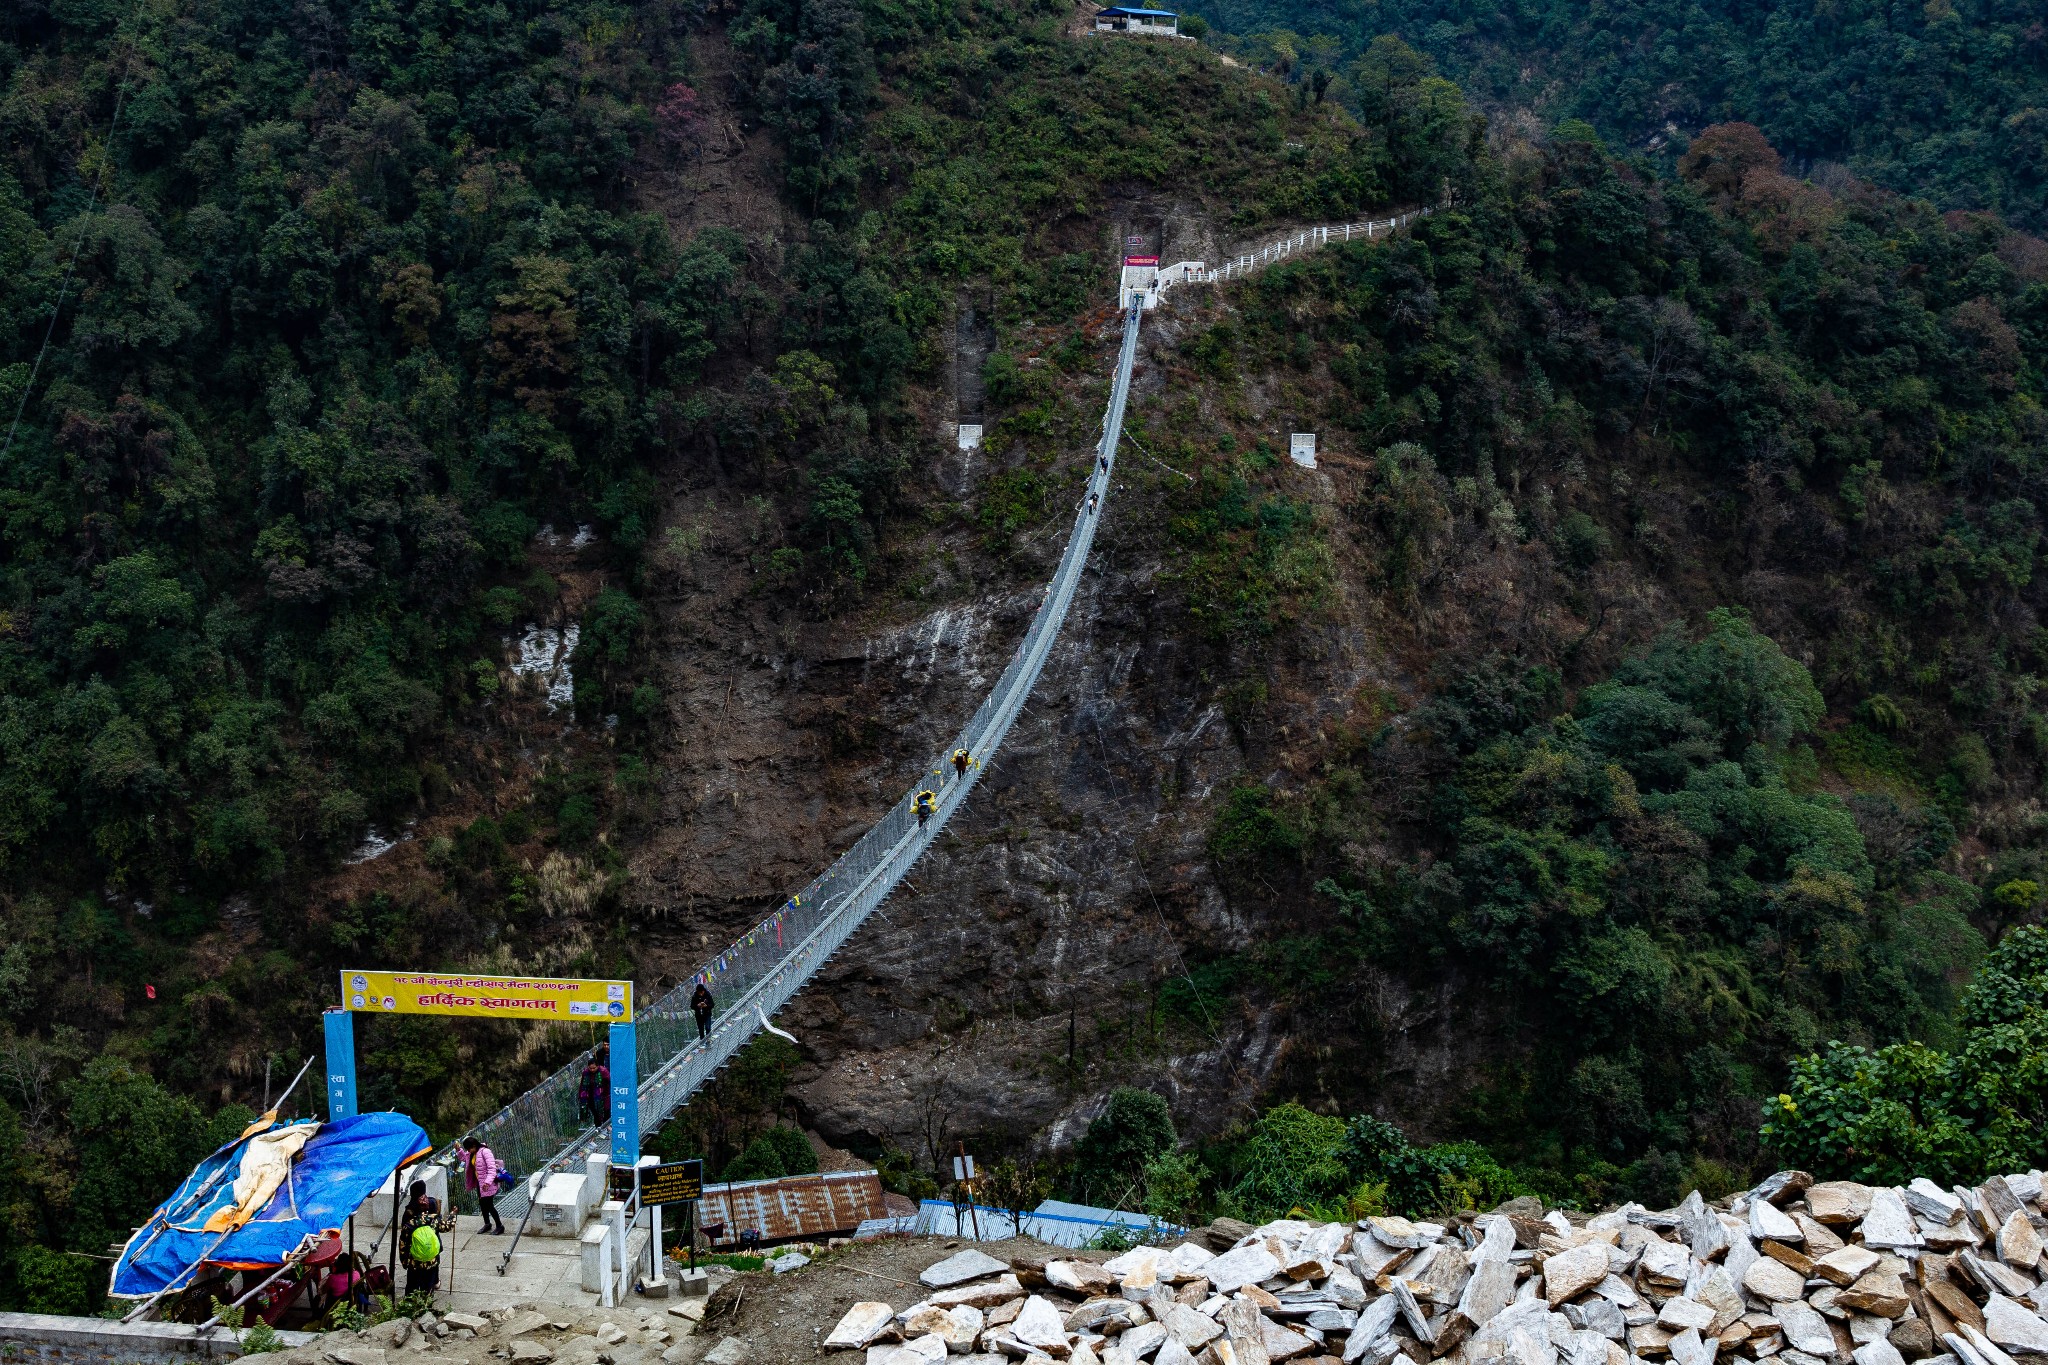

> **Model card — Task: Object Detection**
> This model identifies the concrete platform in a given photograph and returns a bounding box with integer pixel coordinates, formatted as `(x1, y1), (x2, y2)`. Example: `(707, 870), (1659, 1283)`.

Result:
(433, 1216), (655, 1316)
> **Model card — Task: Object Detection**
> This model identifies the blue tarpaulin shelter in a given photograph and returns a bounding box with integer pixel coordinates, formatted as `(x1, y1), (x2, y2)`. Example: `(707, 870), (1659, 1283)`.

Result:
(111, 1111), (431, 1299)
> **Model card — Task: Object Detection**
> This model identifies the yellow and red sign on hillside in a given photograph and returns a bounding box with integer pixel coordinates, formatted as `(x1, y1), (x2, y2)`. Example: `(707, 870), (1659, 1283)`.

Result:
(340, 970), (633, 1022)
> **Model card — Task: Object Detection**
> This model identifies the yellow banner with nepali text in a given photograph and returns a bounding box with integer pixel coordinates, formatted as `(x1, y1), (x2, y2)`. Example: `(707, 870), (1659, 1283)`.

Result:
(340, 970), (633, 1022)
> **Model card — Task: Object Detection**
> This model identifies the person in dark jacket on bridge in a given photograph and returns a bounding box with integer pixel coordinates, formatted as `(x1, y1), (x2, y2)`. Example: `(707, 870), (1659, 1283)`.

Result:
(575, 1057), (609, 1127)
(691, 982), (715, 1042)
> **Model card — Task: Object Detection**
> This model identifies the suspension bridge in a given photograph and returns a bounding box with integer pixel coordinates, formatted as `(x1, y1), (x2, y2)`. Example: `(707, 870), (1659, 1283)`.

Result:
(445, 211), (1425, 1234)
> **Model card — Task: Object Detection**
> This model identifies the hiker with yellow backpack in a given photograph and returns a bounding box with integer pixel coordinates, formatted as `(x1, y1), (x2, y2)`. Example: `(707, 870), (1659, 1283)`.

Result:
(399, 1180), (454, 1300)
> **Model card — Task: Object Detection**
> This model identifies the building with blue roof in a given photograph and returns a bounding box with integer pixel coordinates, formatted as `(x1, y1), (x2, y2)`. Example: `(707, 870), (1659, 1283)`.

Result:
(1094, 5), (1183, 36)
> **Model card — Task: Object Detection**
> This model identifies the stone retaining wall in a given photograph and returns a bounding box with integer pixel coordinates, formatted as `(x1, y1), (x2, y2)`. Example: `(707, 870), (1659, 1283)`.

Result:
(0, 1312), (318, 1365)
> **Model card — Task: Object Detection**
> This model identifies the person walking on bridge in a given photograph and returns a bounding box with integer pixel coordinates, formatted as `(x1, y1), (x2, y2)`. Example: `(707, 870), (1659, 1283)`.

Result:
(575, 1055), (609, 1128)
(461, 1137), (507, 1235)
(915, 789), (937, 829)
(952, 749), (971, 782)
(691, 982), (715, 1042)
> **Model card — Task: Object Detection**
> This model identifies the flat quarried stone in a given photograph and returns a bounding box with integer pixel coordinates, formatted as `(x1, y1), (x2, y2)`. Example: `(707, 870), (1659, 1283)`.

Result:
(1119, 1323), (1168, 1360)
(1745, 1258), (1809, 1302)
(901, 1304), (982, 1352)
(1669, 1327), (1717, 1365)
(1218, 1300), (1271, 1365)
(1763, 1240), (1817, 1277)
(1045, 1261), (1116, 1293)
(1544, 1244), (1609, 1306)
(921, 1250), (1011, 1289)
(1160, 1303), (1223, 1351)
(1838, 1270), (1911, 1318)
(1969, 1254), (2041, 1299)
(1204, 1243), (1281, 1294)
(1749, 1172), (1816, 1206)
(1259, 1315), (1317, 1362)
(1368, 1216), (1436, 1250)
(1660, 1299), (1718, 1333)
(874, 1337), (946, 1365)
(1816, 1245), (1881, 1287)
(1909, 1180), (1966, 1226)
(1862, 1189), (1925, 1250)
(1010, 1296), (1070, 1355)
(1693, 1267), (1743, 1337)
(1345, 1293), (1403, 1364)
(1808, 1182), (1875, 1225)
(1678, 1193), (1729, 1262)
(1638, 1238), (1689, 1286)
(1775, 1301), (1838, 1358)
(1982, 1180), (2029, 1233)
(931, 1275), (1025, 1308)
(2001, 1211), (2045, 1271)
(1062, 1300), (1134, 1333)
(1104, 1246), (1164, 1285)
(1460, 1259), (1518, 1327)
(1985, 1295), (2048, 1355)
(1565, 1298), (1627, 1341)
(1752, 1199), (1804, 1243)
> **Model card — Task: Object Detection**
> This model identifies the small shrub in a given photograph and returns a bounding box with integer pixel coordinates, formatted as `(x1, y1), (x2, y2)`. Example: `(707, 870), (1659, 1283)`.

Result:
(1073, 1089), (1178, 1206)
(1208, 783), (1308, 867)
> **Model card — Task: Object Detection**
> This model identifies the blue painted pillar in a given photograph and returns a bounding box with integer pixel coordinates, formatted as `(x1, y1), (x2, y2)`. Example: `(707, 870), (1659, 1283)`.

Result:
(608, 1022), (639, 1168)
(323, 1008), (357, 1119)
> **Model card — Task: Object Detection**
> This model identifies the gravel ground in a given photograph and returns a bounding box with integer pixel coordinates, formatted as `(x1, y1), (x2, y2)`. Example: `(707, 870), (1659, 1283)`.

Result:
(688, 1235), (1110, 1361)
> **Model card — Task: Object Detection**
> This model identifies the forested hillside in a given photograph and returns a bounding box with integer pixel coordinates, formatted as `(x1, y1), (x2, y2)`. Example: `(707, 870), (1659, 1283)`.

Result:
(6, 0), (2048, 1318)
(1194, 0), (2048, 230)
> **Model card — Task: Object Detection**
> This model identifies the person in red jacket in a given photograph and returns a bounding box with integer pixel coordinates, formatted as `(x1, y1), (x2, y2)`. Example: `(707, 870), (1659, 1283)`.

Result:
(461, 1137), (507, 1234)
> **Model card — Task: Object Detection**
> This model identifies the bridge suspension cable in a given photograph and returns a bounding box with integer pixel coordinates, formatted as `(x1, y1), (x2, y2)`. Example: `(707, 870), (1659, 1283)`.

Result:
(445, 304), (1145, 1222)
(444, 210), (1422, 1229)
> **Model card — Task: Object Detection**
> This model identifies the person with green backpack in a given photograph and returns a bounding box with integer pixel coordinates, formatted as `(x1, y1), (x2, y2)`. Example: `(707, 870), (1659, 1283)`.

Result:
(399, 1180), (452, 1300)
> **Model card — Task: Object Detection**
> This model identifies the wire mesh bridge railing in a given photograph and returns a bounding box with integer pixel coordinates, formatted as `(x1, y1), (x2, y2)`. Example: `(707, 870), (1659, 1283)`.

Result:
(1196, 210), (1429, 282)
(443, 304), (1146, 1219)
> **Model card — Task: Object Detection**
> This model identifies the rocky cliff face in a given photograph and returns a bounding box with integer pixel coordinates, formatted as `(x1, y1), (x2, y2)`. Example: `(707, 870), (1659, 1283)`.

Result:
(623, 273), (1504, 1162)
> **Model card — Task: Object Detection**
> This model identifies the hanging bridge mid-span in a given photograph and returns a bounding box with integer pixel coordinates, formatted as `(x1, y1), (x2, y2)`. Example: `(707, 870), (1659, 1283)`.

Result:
(444, 212), (1425, 1226)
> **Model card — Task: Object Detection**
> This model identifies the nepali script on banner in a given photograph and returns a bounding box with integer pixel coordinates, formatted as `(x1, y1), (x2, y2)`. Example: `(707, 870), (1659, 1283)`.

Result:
(340, 970), (634, 1022)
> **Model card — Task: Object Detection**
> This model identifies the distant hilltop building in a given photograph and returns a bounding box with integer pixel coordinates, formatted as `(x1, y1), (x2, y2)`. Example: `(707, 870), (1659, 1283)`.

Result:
(1094, 6), (1184, 36)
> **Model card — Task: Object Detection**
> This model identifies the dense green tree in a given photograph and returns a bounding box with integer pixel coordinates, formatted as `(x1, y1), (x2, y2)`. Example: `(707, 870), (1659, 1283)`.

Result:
(1193, 0), (2048, 228)
(1766, 925), (2048, 1185)
(1073, 1088), (1179, 1207)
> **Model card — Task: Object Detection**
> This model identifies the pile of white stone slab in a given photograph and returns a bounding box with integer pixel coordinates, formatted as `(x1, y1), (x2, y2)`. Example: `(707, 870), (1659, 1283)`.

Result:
(821, 1169), (2048, 1365)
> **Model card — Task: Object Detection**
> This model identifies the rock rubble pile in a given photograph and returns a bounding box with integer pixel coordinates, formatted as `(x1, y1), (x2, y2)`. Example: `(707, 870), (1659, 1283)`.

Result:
(823, 1170), (2048, 1365)
(265, 1294), (722, 1365)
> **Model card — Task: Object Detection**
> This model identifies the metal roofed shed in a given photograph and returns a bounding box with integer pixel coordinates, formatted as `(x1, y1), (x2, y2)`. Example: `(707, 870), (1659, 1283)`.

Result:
(694, 1168), (893, 1248)
(915, 1196), (1184, 1247)
(1094, 6), (1183, 35)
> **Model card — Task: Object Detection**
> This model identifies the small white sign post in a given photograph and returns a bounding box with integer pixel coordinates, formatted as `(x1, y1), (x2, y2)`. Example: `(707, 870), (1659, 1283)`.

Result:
(1289, 433), (1317, 468)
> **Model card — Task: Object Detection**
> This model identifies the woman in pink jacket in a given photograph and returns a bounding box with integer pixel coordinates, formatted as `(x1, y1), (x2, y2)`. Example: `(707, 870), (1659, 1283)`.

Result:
(461, 1137), (507, 1234)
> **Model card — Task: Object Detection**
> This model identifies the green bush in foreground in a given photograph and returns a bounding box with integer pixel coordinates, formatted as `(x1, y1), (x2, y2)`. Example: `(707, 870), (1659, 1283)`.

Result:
(1765, 925), (2048, 1185)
